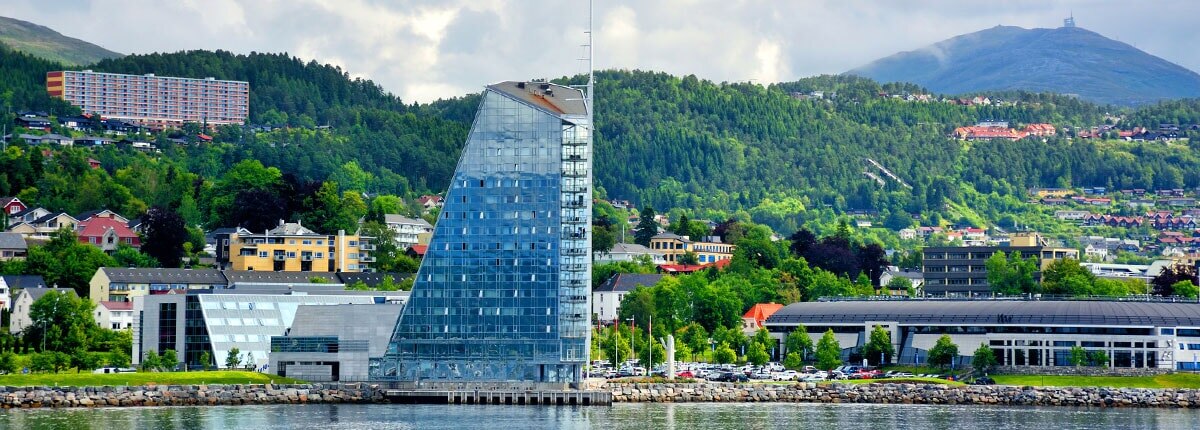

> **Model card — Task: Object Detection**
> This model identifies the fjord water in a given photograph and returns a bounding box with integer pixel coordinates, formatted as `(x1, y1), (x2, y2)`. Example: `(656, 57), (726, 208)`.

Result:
(2, 403), (1198, 429)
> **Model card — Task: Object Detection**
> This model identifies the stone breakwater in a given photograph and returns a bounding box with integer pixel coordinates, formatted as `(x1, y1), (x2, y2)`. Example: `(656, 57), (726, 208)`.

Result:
(0, 383), (382, 409)
(609, 382), (1200, 408)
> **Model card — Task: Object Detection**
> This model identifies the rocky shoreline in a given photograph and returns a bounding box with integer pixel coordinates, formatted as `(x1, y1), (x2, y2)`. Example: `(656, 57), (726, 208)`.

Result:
(0, 383), (381, 409)
(4, 381), (1200, 409)
(608, 382), (1200, 408)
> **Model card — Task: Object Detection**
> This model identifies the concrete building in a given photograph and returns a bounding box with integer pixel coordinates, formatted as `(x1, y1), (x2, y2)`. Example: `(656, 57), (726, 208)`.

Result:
(593, 242), (666, 265)
(766, 298), (1200, 370)
(95, 300), (134, 330)
(47, 70), (249, 129)
(923, 234), (1078, 295)
(649, 233), (734, 264)
(269, 304), (403, 381)
(133, 283), (407, 370)
(225, 221), (374, 273)
(9, 287), (76, 335)
(592, 274), (665, 323)
(383, 214), (433, 249)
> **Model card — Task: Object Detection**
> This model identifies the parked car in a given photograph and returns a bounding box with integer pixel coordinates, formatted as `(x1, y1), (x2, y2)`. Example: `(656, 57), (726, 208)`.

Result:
(715, 372), (749, 383)
(801, 373), (827, 382)
(677, 370), (695, 378)
(93, 367), (136, 374)
(773, 370), (799, 381)
(971, 376), (996, 385)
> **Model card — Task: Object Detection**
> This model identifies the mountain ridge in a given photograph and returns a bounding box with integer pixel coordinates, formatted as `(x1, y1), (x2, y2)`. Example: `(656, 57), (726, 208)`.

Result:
(0, 15), (122, 66)
(848, 25), (1200, 106)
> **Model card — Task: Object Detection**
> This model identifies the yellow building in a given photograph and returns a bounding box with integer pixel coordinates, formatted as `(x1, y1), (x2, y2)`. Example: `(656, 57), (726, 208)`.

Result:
(227, 221), (375, 272)
(649, 233), (734, 264)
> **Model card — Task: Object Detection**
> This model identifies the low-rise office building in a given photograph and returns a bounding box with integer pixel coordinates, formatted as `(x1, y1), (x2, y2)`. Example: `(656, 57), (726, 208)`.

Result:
(766, 299), (1200, 370)
(269, 304), (403, 381)
(923, 234), (1078, 295)
(133, 283), (407, 370)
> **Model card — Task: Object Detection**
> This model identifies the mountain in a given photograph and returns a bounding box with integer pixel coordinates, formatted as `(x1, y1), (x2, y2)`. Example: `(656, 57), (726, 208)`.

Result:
(0, 16), (121, 66)
(4, 44), (1200, 241)
(848, 25), (1200, 106)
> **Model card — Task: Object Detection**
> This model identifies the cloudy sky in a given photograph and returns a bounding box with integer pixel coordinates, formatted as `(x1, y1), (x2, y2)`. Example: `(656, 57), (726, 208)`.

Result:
(5, 0), (1198, 103)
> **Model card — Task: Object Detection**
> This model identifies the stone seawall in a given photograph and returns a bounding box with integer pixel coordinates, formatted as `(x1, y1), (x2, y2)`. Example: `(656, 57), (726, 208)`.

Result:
(609, 382), (1200, 408)
(0, 383), (383, 409)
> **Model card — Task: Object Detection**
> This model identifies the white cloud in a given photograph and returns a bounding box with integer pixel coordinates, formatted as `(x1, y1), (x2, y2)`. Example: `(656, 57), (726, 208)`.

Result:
(2, 0), (1197, 102)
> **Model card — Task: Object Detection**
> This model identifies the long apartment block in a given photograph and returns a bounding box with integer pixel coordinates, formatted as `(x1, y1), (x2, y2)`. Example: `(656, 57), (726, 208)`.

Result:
(47, 70), (249, 129)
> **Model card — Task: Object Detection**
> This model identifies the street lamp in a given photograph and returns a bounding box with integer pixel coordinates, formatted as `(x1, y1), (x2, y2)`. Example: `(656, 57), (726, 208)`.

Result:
(626, 317), (636, 373)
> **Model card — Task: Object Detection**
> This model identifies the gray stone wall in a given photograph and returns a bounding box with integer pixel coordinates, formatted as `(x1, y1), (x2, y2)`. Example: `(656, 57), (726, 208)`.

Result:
(0, 383), (382, 409)
(608, 382), (1200, 408)
(992, 366), (1174, 377)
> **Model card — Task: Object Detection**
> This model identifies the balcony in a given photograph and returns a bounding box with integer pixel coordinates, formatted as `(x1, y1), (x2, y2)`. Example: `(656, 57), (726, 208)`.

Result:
(273, 254), (287, 261)
(359, 243), (376, 251)
(301, 255), (314, 261)
(561, 200), (587, 209)
(360, 256), (376, 263)
(561, 248), (587, 256)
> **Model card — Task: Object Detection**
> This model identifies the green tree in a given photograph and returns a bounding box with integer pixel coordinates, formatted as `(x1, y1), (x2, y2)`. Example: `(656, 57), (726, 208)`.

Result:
(634, 207), (658, 246)
(784, 326), (814, 361)
(927, 334), (958, 369)
(971, 343), (997, 374)
(1172, 280), (1199, 299)
(26, 290), (95, 353)
(746, 342), (770, 365)
(1068, 345), (1088, 367)
(592, 225), (616, 255)
(783, 352), (804, 370)
(714, 343), (737, 364)
(160, 349), (179, 372)
(1089, 350), (1110, 368)
(200, 351), (213, 371)
(22, 229), (116, 296)
(986, 251), (1039, 295)
(225, 347), (242, 369)
(113, 244), (160, 268)
(140, 206), (188, 267)
(885, 276), (913, 293)
(815, 329), (842, 371)
(1042, 258), (1097, 296)
(0, 351), (17, 374)
(141, 350), (161, 372)
(863, 325), (894, 366)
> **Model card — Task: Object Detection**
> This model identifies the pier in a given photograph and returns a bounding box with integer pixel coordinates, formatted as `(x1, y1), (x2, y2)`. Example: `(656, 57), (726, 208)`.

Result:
(381, 381), (611, 406)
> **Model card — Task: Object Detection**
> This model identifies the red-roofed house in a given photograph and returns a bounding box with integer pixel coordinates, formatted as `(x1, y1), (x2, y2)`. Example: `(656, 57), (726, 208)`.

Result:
(742, 303), (785, 335)
(77, 217), (140, 252)
(406, 244), (428, 259)
(95, 300), (134, 330)
(417, 195), (444, 209)
(1024, 123), (1057, 137)
(197, 133), (213, 142)
(0, 197), (26, 216)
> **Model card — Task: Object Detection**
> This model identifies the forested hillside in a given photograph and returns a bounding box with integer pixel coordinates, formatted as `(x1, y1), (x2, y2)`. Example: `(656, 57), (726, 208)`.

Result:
(4, 48), (1200, 238)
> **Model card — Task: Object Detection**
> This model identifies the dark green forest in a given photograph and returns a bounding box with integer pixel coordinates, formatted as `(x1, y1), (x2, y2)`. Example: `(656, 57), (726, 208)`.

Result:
(3, 46), (1200, 237)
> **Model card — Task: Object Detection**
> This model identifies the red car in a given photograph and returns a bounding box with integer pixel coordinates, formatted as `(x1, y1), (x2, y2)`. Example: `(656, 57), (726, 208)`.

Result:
(676, 370), (695, 378)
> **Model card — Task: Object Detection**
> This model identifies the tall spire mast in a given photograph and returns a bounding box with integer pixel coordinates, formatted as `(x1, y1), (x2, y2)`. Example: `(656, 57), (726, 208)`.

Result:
(587, 0), (594, 127)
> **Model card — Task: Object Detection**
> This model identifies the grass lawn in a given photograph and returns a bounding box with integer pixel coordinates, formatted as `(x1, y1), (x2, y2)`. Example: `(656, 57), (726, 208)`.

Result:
(992, 373), (1200, 389)
(837, 377), (966, 387)
(0, 371), (305, 387)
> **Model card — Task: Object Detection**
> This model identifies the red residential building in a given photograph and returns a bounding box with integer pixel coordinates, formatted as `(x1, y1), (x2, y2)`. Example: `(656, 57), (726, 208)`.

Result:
(77, 217), (140, 252)
(0, 197), (26, 216)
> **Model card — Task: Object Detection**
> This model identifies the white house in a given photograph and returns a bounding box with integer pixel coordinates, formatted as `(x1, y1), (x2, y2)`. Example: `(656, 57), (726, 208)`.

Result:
(95, 301), (135, 330)
(383, 214), (433, 249)
(9, 287), (76, 335)
(593, 242), (666, 265)
(591, 273), (664, 323)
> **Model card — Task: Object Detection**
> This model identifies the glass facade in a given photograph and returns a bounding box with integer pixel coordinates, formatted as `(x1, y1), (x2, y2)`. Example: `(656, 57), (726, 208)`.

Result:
(375, 82), (591, 382)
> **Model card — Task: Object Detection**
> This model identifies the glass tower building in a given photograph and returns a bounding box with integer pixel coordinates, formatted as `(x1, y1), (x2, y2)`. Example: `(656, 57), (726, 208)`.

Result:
(373, 81), (591, 383)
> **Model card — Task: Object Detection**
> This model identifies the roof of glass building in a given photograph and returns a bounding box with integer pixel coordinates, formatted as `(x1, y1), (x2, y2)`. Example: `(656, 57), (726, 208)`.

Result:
(766, 300), (1200, 327)
(486, 81), (587, 116)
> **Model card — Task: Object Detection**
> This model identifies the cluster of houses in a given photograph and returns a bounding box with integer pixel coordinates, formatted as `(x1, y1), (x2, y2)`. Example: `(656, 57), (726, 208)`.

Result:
(953, 120), (1057, 141)
(1074, 123), (1196, 142)
(3, 197), (141, 252)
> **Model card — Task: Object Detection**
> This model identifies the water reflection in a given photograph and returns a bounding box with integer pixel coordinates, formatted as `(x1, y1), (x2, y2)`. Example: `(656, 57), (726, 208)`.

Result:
(1, 403), (1198, 430)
